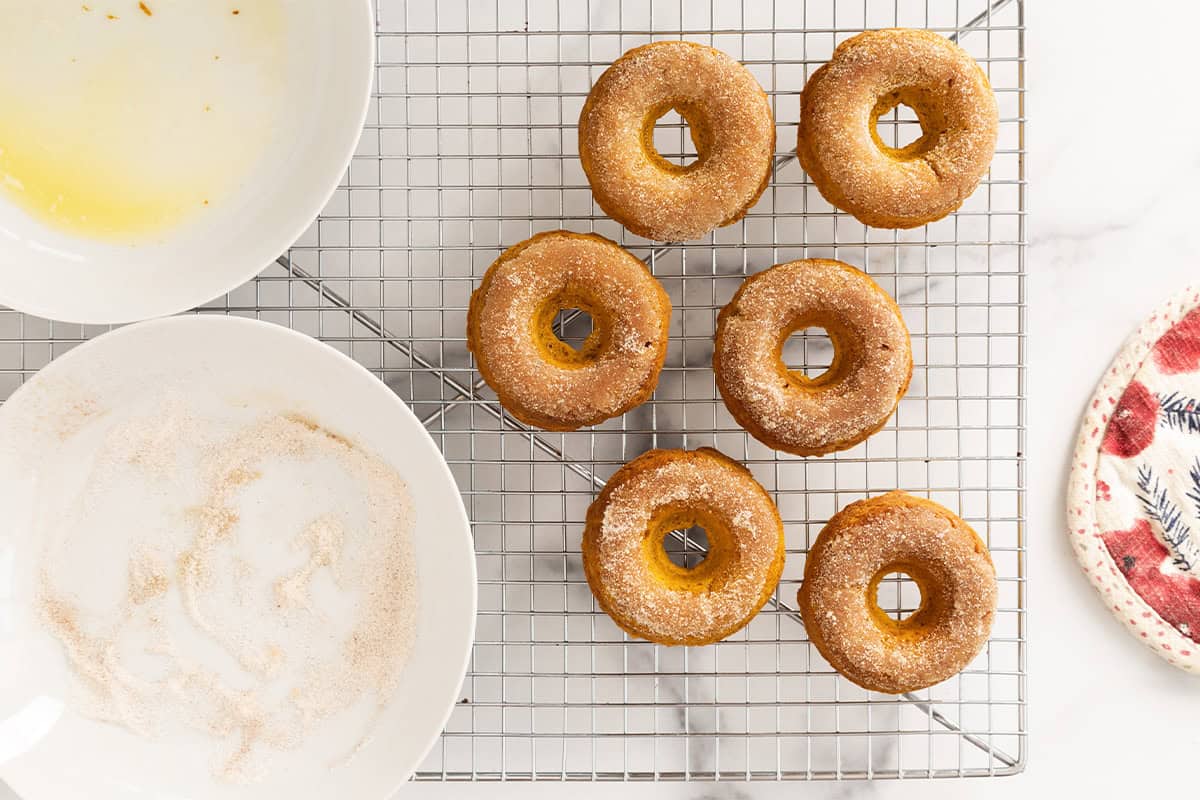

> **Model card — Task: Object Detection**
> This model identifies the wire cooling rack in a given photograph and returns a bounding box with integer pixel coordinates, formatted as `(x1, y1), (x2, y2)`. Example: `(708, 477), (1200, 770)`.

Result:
(0, 0), (1025, 783)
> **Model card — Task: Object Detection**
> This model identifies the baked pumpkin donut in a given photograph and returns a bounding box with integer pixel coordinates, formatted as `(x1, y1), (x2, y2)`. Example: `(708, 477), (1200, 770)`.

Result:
(582, 448), (785, 646)
(467, 230), (671, 431)
(713, 258), (911, 456)
(578, 41), (775, 242)
(798, 492), (997, 693)
(797, 28), (998, 228)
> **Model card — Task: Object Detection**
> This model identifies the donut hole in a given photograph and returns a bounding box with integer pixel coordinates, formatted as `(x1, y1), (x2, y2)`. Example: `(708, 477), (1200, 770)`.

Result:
(870, 89), (943, 159)
(643, 507), (735, 588)
(872, 570), (924, 623)
(874, 101), (924, 150)
(651, 109), (700, 168)
(535, 293), (608, 367)
(662, 525), (710, 570)
(552, 307), (594, 351)
(642, 103), (708, 172)
(781, 326), (835, 381)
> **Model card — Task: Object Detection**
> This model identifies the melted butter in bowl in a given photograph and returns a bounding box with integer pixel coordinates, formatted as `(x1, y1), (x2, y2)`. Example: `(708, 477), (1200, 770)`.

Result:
(0, 0), (373, 324)
(0, 1), (288, 243)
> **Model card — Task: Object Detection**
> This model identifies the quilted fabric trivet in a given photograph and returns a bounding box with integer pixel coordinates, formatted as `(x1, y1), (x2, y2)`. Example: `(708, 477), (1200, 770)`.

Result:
(1068, 285), (1200, 671)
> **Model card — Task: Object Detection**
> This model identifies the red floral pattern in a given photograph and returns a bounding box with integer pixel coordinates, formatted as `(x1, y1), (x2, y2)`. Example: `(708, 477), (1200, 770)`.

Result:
(1154, 307), (1200, 375)
(1103, 520), (1200, 643)
(1100, 380), (1157, 458)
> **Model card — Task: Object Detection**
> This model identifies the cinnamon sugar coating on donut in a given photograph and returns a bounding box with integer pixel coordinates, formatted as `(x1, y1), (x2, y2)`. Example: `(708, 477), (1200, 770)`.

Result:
(797, 28), (998, 229)
(798, 492), (997, 694)
(579, 41), (775, 242)
(582, 448), (785, 646)
(467, 231), (671, 431)
(713, 259), (911, 456)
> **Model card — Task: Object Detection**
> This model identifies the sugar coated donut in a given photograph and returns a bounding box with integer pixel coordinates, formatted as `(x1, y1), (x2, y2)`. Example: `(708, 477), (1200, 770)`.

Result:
(466, 230), (671, 431)
(797, 28), (998, 228)
(713, 258), (911, 456)
(578, 41), (775, 242)
(798, 492), (997, 693)
(582, 448), (785, 646)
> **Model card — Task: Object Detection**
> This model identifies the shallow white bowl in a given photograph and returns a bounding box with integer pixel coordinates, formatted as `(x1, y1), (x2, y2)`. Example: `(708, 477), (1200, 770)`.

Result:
(0, 1), (375, 324)
(0, 316), (477, 799)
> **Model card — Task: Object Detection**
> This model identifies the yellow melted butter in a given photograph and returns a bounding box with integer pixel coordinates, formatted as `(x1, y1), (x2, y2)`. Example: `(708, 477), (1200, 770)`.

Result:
(0, 101), (207, 240)
(0, 1), (287, 243)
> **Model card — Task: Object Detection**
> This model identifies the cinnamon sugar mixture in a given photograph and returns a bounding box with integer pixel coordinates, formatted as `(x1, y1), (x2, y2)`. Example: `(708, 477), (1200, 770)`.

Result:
(36, 398), (418, 783)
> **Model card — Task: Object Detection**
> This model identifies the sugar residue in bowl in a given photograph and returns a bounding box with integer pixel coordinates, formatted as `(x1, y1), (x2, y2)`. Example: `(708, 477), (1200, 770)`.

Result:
(36, 399), (419, 783)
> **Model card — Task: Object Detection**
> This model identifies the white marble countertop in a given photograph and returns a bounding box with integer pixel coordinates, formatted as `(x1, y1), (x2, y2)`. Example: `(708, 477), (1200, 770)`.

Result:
(402, 3), (1200, 798)
(5, 3), (1196, 799)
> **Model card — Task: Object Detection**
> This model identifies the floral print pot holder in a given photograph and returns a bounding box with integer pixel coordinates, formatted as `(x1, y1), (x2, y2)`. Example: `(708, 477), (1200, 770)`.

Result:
(1069, 286), (1200, 671)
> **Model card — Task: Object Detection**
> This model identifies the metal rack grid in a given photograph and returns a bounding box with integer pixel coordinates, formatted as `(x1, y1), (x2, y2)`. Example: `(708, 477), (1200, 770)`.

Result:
(0, 0), (1025, 782)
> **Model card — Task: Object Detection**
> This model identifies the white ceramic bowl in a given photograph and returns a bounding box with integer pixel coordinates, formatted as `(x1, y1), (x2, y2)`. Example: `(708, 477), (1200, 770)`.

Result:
(0, 316), (477, 799)
(0, 1), (375, 324)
